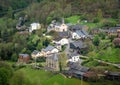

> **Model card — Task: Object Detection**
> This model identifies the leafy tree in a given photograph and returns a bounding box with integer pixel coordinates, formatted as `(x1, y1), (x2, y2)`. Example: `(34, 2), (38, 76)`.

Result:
(93, 35), (100, 46)
(0, 68), (8, 85)
(97, 9), (103, 19)
(59, 52), (67, 71)
(10, 71), (31, 85)
(11, 53), (18, 62)
(0, 61), (13, 85)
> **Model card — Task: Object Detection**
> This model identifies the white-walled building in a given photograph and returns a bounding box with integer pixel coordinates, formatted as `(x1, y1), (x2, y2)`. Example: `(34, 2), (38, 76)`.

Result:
(53, 38), (69, 45)
(29, 23), (41, 32)
(41, 45), (59, 57)
(67, 52), (80, 63)
(31, 50), (42, 59)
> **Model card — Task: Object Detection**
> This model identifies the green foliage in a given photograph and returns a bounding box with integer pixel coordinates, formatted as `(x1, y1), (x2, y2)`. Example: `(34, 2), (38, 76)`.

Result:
(96, 47), (120, 63)
(93, 35), (100, 46)
(10, 70), (32, 85)
(0, 68), (8, 85)
(0, 61), (13, 85)
(11, 53), (18, 62)
(59, 52), (67, 71)
(65, 15), (80, 24)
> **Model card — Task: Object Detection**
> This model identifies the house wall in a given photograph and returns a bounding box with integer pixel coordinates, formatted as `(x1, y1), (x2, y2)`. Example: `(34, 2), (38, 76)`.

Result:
(72, 32), (81, 39)
(68, 55), (80, 62)
(54, 38), (69, 45)
(51, 49), (59, 54)
(30, 23), (41, 32)
(18, 56), (30, 63)
(59, 24), (68, 32)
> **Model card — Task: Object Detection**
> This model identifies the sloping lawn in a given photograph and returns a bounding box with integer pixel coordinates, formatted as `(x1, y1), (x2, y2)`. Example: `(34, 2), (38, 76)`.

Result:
(17, 67), (120, 85)
(19, 67), (89, 85)
(65, 16), (80, 24)
(43, 74), (89, 85)
(96, 48), (120, 63)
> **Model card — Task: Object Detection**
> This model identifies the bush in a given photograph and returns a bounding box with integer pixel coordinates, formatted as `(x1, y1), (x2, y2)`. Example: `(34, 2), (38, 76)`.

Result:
(93, 18), (100, 23)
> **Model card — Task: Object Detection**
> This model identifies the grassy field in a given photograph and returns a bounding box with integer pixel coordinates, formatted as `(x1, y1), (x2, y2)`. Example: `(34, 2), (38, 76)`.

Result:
(65, 15), (117, 29)
(17, 67), (120, 85)
(65, 16), (80, 24)
(19, 67), (89, 85)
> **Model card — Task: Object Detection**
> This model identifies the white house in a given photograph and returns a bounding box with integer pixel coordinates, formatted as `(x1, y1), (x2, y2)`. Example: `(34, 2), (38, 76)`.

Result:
(31, 50), (42, 59)
(53, 38), (69, 45)
(29, 23), (41, 32)
(71, 30), (87, 39)
(67, 52), (80, 63)
(41, 45), (59, 57)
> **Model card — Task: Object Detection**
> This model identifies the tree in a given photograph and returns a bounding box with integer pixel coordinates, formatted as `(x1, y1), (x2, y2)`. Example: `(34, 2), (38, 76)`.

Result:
(7, 7), (14, 19)
(59, 52), (67, 71)
(0, 68), (8, 85)
(93, 35), (100, 46)
(0, 61), (13, 85)
(10, 71), (31, 85)
(11, 53), (18, 62)
(97, 9), (103, 19)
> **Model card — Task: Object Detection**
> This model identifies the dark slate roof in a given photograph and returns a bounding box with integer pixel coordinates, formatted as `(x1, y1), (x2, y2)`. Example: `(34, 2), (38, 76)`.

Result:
(19, 54), (29, 57)
(54, 37), (63, 41)
(68, 52), (79, 59)
(70, 24), (86, 31)
(58, 31), (69, 38)
(109, 27), (120, 32)
(69, 62), (90, 72)
(47, 53), (59, 61)
(70, 41), (86, 49)
(108, 72), (120, 76)
(43, 45), (55, 52)
(76, 30), (85, 36)
(32, 50), (40, 55)
(81, 30), (89, 36)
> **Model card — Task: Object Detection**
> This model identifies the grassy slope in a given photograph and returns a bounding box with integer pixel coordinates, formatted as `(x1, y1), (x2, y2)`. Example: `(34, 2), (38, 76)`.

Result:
(65, 16), (117, 29)
(18, 67), (120, 85)
(19, 67), (89, 85)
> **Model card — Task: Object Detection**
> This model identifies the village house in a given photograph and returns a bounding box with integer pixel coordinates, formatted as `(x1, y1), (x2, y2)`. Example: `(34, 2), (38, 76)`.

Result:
(67, 52), (80, 63)
(104, 71), (120, 80)
(58, 31), (70, 38)
(47, 19), (68, 32)
(29, 23), (41, 32)
(53, 37), (69, 46)
(70, 24), (88, 32)
(31, 50), (42, 59)
(41, 45), (59, 57)
(46, 53), (59, 71)
(108, 27), (120, 36)
(66, 62), (90, 79)
(55, 44), (62, 51)
(18, 54), (30, 64)
(90, 28), (101, 34)
(70, 40), (87, 53)
(71, 30), (89, 39)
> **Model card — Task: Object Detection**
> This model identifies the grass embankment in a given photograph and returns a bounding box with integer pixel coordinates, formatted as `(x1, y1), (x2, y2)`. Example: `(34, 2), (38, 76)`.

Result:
(17, 67), (120, 85)
(19, 67), (89, 85)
